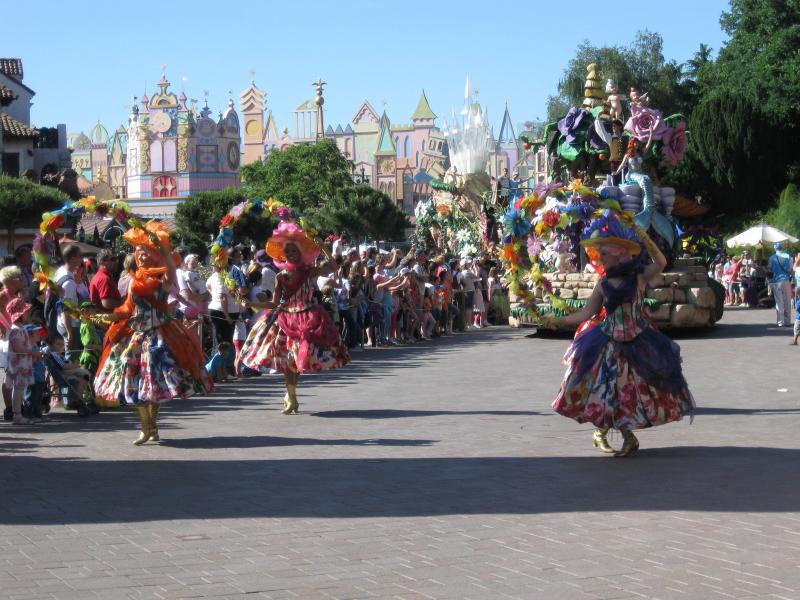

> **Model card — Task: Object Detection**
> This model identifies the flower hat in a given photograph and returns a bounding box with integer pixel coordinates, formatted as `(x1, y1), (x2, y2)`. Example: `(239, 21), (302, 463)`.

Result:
(265, 217), (321, 269)
(580, 209), (642, 255)
(6, 297), (32, 324)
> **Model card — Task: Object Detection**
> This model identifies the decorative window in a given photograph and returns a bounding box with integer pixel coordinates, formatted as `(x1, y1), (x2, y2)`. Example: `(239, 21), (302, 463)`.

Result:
(196, 145), (219, 173)
(150, 142), (163, 172)
(152, 175), (176, 197)
(163, 139), (177, 171)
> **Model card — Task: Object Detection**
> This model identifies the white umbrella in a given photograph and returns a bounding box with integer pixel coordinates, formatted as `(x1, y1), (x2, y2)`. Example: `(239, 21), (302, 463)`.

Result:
(726, 223), (799, 248)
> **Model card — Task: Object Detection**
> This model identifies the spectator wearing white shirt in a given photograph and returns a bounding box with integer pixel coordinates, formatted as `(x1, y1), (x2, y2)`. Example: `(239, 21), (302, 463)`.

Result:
(254, 249), (276, 300)
(55, 244), (84, 361)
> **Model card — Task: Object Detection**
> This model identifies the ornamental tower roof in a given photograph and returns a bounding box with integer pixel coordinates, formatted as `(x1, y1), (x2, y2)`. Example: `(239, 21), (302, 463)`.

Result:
(411, 90), (436, 121)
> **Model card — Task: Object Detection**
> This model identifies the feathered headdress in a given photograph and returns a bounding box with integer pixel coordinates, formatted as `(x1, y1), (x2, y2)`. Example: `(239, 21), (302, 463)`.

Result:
(580, 209), (642, 254)
(123, 221), (172, 253)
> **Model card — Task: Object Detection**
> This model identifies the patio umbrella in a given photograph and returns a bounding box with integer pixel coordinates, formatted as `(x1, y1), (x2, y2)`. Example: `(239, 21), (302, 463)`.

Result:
(726, 223), (799, 248)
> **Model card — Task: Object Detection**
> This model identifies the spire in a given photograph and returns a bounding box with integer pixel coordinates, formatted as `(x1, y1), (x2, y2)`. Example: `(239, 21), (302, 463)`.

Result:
(375, 121), (396, 156)
(497, 102), (516, 145)
(411, 90), (436, 121)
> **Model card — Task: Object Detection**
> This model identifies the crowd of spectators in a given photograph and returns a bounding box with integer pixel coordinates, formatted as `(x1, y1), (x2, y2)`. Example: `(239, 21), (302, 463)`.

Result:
(0, 239), (511, 424)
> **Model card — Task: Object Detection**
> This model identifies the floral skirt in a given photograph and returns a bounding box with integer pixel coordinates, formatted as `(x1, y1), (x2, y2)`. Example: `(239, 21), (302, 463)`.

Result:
(95, 329), (211, 406)
(552, 325), (695, 430)
(240, 311), (350, 374)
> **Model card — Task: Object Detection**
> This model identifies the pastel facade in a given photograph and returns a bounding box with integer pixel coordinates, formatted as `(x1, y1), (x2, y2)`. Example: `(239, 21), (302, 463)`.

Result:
(126, 73), (240, 200)
(0, 58), (70, 178)
(240, 83), (448, 214)
(71, 71), (241, 211)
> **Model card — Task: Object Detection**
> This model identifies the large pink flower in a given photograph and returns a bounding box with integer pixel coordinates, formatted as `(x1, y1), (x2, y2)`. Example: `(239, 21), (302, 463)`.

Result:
(625, 106), (667, 141)
(661, 121), (688, 166)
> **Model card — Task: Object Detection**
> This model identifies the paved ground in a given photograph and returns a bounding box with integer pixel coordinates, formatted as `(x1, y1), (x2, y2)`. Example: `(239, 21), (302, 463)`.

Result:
(1, 307), (800, 600)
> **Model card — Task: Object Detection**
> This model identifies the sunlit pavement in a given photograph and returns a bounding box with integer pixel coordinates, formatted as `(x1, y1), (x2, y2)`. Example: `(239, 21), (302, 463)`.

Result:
(2, 307), (799, 599)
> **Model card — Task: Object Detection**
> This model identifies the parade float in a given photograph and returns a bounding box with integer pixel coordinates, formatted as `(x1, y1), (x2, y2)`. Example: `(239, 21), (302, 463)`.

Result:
(504, 63), (723, 329)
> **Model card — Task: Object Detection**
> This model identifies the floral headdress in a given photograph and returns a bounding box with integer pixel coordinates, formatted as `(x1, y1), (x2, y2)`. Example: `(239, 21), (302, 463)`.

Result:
(580, 209), (642, 255)
(265, 207), (321, 269)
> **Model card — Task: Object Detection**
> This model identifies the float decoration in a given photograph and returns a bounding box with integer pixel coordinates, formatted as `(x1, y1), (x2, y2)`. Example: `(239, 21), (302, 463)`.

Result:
(209, 198), (330, 306)
(499, 181), (649, 323)
(35, 196), (142, 324)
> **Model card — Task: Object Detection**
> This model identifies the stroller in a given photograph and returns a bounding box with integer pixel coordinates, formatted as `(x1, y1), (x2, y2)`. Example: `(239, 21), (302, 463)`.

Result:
(43, 353), (100, 417)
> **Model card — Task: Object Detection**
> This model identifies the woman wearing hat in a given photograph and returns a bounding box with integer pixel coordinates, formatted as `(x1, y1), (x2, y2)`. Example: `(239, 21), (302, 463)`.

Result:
(94, 222), (213, 444)
(5, 297), (38, 425)
(239, 215), (349, 414)
(548, 210), (695, 457)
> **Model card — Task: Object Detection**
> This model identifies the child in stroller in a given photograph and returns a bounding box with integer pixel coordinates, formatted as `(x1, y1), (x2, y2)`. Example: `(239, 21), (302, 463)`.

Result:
(44, 335), (99, 417)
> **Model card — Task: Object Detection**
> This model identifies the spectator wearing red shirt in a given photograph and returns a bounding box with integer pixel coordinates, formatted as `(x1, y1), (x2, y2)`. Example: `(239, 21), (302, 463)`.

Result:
(89, 249), (122, 312)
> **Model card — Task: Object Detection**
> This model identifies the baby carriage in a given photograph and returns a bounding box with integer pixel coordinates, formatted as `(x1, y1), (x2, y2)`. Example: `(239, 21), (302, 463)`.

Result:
(43, 353), (100, 417)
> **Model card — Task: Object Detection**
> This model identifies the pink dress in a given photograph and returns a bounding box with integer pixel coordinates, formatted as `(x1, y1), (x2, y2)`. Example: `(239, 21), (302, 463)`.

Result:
(7, 325), (33, 387)
(240, 269), (350, 374)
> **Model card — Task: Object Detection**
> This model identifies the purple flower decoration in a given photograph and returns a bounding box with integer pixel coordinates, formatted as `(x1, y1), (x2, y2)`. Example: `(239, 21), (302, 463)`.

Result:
(586, 122), (608, 150)
(527, 234), (544, 257)
(557, 107), (588, 143)
(581, 210), (639, 244)
(534, 180), (564, 199)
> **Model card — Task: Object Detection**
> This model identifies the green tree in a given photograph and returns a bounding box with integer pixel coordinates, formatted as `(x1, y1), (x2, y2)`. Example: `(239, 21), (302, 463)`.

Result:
(714, 0), (800, 123)
(242, 139), (409, 241)
(315, 185), (410, 241)
(689, 1), (800, 215)
(172, 187), (274, 257)
(765, 183), (800, 238)
(552, 31), (689, 118)
(241, 140), (355, 216)
(0, 176), (68, 252)
(689, 90), (793, 214)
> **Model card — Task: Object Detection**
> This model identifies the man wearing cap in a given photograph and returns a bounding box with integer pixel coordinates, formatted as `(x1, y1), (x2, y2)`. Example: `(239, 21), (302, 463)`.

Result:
(768, 242), (793, 326)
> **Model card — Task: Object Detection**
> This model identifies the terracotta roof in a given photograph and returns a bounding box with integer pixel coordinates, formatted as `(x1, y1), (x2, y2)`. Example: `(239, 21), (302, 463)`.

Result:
(0, 112), (38, 138)
(0, 59), (23, 78)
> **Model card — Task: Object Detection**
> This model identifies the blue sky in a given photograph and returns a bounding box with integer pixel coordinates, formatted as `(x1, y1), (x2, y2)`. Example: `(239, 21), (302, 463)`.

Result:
(6, 0), (730, 137)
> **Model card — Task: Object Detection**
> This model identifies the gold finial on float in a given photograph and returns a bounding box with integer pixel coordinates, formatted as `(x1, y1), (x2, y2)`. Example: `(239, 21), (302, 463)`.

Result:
(582, 63), (605, 109)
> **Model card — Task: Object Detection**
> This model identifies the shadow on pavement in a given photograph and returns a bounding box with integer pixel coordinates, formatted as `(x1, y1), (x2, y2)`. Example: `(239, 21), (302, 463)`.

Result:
(160, 436), (436, 449)
(3, 446), (798, 524)
(313, 409), (542, 419)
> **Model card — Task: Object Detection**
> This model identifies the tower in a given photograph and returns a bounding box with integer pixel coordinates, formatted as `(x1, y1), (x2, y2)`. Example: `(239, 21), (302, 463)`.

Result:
(411, 90), (436, 128)
(89, 120), (109, 183)
(240, 81), (265, 164)
(493, 103), (519, 177)
(375, 118), (397, 201)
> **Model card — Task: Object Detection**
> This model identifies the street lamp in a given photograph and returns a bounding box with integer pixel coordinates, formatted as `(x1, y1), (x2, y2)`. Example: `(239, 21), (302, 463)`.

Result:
(354, 165), (370, 185)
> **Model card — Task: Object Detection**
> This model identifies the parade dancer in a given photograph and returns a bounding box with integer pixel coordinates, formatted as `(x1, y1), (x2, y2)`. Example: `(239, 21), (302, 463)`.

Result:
(94, 223), (212, 444)
(239, 215), (349, 414)
(548, 210), (694, 457)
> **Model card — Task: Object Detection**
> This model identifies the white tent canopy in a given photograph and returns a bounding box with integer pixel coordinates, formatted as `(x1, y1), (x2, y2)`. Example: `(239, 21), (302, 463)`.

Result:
(726, 223), (799, 248)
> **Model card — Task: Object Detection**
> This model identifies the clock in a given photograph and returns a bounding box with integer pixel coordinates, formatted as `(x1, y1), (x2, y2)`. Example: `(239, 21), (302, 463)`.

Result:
(227, 142), (240, 169)
(380, 159), (394, 175)
(245, 119), (260, 136)
(150, 111), (172, 133)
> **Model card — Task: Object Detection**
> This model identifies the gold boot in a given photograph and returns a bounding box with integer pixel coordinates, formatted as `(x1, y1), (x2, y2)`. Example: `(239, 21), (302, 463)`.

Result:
(592, 428), (615, 453)
(282, 383), (299, 415)
(133, 406), (151, 445)
(614, 429), (639, 458)
(148, 404), (160, 442)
